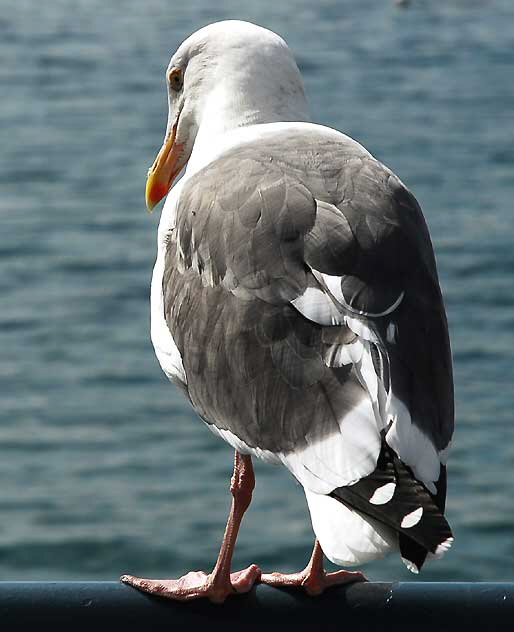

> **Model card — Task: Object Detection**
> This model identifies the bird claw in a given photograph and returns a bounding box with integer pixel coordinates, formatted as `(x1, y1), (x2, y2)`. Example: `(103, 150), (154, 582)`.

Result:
(120, 564), (261, 603)
(260, 568), (367, 596)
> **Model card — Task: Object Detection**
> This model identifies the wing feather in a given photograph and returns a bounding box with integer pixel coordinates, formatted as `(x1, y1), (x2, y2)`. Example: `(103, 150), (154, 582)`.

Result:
(161, 131), (453, 562)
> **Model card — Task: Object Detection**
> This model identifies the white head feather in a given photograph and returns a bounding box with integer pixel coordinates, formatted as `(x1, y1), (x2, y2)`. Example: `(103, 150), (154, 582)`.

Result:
(165, 21), (310, 173)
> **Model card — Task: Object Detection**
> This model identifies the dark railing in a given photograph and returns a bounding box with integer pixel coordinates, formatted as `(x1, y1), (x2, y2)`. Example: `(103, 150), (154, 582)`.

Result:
(0, 581), (513, 631)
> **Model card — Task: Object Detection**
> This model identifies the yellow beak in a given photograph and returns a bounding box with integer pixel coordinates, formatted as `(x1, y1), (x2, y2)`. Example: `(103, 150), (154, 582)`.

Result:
(145, 120), (183, 212)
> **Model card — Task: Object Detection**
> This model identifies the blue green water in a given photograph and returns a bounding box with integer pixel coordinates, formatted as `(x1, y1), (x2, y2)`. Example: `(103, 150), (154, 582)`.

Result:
(1, 0), (513, 582)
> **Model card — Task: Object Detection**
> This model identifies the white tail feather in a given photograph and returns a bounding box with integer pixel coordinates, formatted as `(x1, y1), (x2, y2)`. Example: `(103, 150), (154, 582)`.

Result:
(305, 489), (398, 566)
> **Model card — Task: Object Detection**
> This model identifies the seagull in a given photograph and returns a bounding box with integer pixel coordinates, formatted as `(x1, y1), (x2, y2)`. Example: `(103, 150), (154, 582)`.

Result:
(121, 20), (454, 603)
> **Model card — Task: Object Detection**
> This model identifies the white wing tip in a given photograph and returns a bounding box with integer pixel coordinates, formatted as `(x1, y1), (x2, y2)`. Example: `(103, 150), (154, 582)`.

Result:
(401, 557), (420, 574)
(434, 536), (454, 558)
(403, 537), (454, 573)
(426, 536), (454, 562)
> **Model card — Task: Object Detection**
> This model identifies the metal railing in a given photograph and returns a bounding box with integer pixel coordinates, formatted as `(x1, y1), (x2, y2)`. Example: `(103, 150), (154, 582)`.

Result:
(0, 581), (512, 630)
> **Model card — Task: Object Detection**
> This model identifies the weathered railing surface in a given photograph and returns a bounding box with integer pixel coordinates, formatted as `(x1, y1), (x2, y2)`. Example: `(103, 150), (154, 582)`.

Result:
(0, 581), (512, 630)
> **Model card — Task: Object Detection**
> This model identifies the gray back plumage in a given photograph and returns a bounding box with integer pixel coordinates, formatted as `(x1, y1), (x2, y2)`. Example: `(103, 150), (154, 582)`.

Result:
(162, 128), (454, 454)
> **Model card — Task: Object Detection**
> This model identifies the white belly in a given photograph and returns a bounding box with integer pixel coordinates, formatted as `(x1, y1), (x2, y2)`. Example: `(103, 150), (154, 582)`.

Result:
(150, 179), (187, 386)
(150, 253), (186, 385)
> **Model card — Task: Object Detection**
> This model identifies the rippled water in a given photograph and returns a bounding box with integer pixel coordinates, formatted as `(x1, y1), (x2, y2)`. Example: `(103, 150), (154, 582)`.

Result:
(1, 0), (513, 582)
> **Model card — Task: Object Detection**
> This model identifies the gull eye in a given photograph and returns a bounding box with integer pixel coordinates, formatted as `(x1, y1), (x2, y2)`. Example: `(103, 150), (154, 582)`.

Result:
(167, 68), (183, 92)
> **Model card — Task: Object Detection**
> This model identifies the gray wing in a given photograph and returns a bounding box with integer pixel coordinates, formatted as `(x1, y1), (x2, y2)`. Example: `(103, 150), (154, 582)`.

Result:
(163, 156), (364, 457)
(162, 132), (453, 558)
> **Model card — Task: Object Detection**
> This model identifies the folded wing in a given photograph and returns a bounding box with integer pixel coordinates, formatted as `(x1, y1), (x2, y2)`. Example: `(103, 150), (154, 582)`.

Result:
(162, 130), (454, 570)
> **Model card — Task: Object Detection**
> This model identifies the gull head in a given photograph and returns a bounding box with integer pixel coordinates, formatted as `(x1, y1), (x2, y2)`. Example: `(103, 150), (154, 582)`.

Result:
(145, 20), (309, 211)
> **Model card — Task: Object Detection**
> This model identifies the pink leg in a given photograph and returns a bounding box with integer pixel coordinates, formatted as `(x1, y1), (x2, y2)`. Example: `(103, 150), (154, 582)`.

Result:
(260, 539), (366, 596)
(121, 451), (261, 603)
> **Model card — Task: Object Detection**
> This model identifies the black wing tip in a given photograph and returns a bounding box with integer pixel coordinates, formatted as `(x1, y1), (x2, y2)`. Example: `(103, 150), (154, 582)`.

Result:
(400, 533), (454, 573)
(332, 436), (453, 570)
